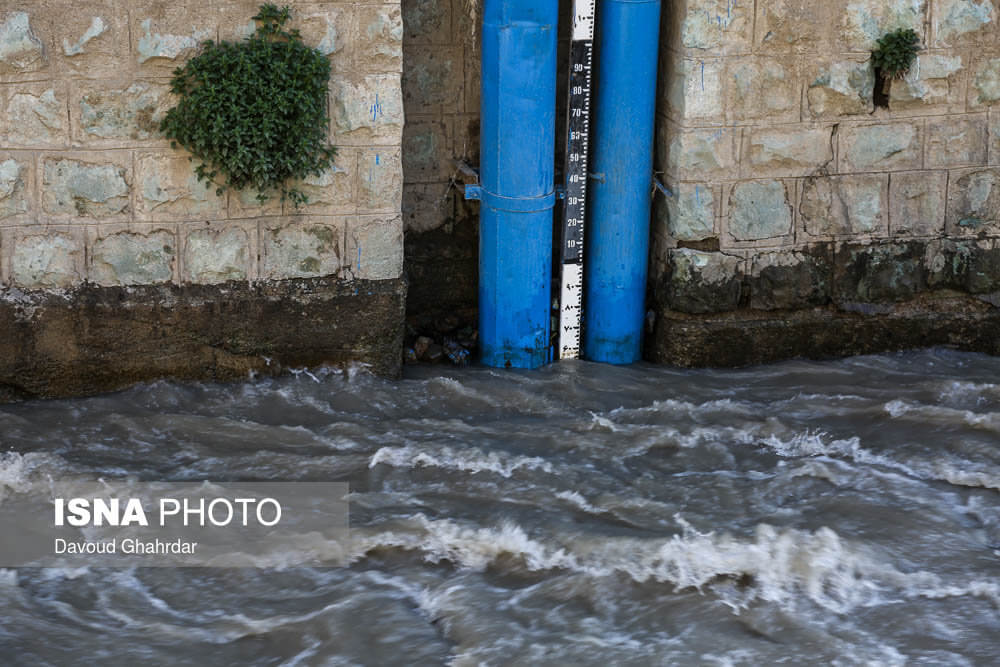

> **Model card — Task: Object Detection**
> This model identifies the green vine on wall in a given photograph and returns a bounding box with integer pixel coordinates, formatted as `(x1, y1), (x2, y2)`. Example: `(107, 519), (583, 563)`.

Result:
(160, 4), (336, 207)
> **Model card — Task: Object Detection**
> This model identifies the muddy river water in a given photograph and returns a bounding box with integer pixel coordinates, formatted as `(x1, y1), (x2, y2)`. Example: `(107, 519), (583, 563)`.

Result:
(0, 349), (998, 665)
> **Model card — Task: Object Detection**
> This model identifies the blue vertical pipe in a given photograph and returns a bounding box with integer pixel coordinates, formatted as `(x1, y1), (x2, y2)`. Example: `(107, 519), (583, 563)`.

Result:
(583, 0), (662, 365)
(478, 0), (559, 369)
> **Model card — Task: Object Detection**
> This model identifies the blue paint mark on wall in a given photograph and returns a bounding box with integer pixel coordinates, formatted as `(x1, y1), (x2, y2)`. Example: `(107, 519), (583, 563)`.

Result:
(370, 93), (383, 122)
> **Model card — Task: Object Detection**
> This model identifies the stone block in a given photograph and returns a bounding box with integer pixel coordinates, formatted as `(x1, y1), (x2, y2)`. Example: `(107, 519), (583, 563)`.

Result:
(0, 156), (30, 220)
(889, 54), (966, 115)
(136, 152), (227, 221)
(755, 1), (839, 53)
(288, 4), (353, 70)
(801, 174), (888, 237)
(403, 0), (451, 45)
(925, 115), (989, 168)
(402, 182), (451, 233)
(358, 148), (403, 214)
(331, 73), (404, 146)
(41, 155), (130, 219)
(746, 126), (834, 178)
(402, 119), (451, 183)
(72, 80), (173, 145)
(131, 8), (216, 73)
(182, 223), (255, 284)
(749, 246), (834, 310)
(10, 230), (84, 289)
(889, 170), (947, 235)
(262, 218), (345, 280)
(839, 122), (923, 172)
(932, 0), (996, 47)
(726, 57), (799, 123)
(55, 3), (129, 76)
(970, 55), (1000, 107)
(806, 59), (876, 118)
(841, 0), (927, 52)
(3, 82), (67, 147)
(945, 167), (1000, 234)
(357, 5), (402, 74)
(346, 215), (403, 280)
(966, 239), (1000, 293)
(665, 182), (716, 241)
(727, 180), (793, 242)
(992, 107), (1000, 164)
(287, 154), (357, 216)
(665, 57), (724, 123)
(0, 11), (46, 76)
(662, 248), (744, 314)
(88, 225), (176, 286)
(401, 45), (463, 114)
(924, 238), (1000, 293)
(833, 241), (927, 303)
(675, 0), (754, 55)
(665, 127), (740, 180)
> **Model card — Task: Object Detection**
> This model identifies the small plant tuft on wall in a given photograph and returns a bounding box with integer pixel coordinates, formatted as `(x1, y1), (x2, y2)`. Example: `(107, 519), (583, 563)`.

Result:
(871, 28), (921, 109)
(160, 4), (336, 206)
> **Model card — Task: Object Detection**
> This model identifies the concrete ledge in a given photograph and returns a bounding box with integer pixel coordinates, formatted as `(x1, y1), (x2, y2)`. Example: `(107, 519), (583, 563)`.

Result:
(647, 293), (1000, 368)
(0, 277), (406, 401)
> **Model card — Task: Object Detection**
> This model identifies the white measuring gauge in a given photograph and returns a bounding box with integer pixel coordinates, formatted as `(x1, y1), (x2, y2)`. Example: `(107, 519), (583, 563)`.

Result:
(558, 0), (596, 360)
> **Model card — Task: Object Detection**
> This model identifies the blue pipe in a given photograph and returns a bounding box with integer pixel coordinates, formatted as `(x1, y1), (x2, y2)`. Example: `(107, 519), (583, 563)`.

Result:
(477, 0), (559, 369)
(583, 0), (661, 365)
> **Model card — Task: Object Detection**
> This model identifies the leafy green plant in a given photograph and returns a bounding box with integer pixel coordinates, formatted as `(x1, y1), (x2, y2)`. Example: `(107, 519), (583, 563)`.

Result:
(160, 4), (336, 206)
(871, 28), (920, 79)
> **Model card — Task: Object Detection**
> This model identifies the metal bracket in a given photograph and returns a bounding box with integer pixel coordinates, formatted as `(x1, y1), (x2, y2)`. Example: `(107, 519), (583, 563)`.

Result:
(653, 178), (673, 198)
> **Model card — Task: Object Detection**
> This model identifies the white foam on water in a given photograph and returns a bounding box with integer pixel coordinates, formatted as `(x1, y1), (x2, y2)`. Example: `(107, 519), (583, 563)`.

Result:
(369, 444), (553, 478)
(885, 399), (1000, 431)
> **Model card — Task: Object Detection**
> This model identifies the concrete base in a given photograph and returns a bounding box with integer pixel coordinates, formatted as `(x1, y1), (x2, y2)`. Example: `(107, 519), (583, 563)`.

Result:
(647, 293), (1000, 368)
(0, 277), (406, 401)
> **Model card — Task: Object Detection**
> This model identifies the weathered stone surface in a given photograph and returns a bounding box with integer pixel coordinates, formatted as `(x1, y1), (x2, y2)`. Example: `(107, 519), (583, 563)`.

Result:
(0, 158), (29, 219)
(666, 57), (724, 122)
(263, 220), (344, 280)
(992, 107), (1000, 164)
(347, 216), (404, 280)
(291, 160), (356, 215)
(839, 122), (923, 172)
(749, 246), (833, 310)
(971, 56), (1000, 106)
(42, 157), (129, 218)
(648, 294), (1000, 368)
(183, 226), (252, 284)
(0, 278), (407, 399)
(925, 115), (989, 168)
(924, 238), (1000, 291)
(933, 0), (995, 47)
(662, 249), (744, 314)
(966, 239), (1000, 293)
(135, 17), (213, 67)
(402, 119), (451, 182)
(401, 45), (462, 113)
(57, 7), (127, 75)
(946, 167), (1000, 234)
(841, 0), (927, 51)
(331, 74), (405, 146)
(357, 5), (403, 73)
(76, 81), (172, 143)
(359, 148), (403, 213)
(890, 170), (947, 235)
(755, 0), (838, 53)
(402, 182), (453, 233)
(677, 0), (753, 54)
(0, 11), (45, 75)
(834, 241), (927, 303)
(728, 180), (793, 241)
(136, 153), (227, 221)
(747, 127), (834, 177)
(405, 213), (477, 317)
(90, 229), (175, 286)
(665, 182), (715, 241)
(11, 232), (83, 289)
(292, 5), (350, 64)
(727, 58), (798, 122)
(62, 16), (106, 57)
(801, 175), (888, 237)
(5, 84), (66, 146)
(807, 59), (875, 117)
(889, 54), (965, 114)
(403, 0), (451, 44)
(666, 127), (740, 180)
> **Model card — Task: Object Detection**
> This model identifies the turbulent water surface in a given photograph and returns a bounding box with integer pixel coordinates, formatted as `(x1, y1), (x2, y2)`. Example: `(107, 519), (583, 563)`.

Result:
(1, 349), (999, 665)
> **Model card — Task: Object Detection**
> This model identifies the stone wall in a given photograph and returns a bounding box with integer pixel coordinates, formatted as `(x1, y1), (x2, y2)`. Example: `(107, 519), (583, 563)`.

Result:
(651, 0), (1000, 365)
(0, 0), (406, 397)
